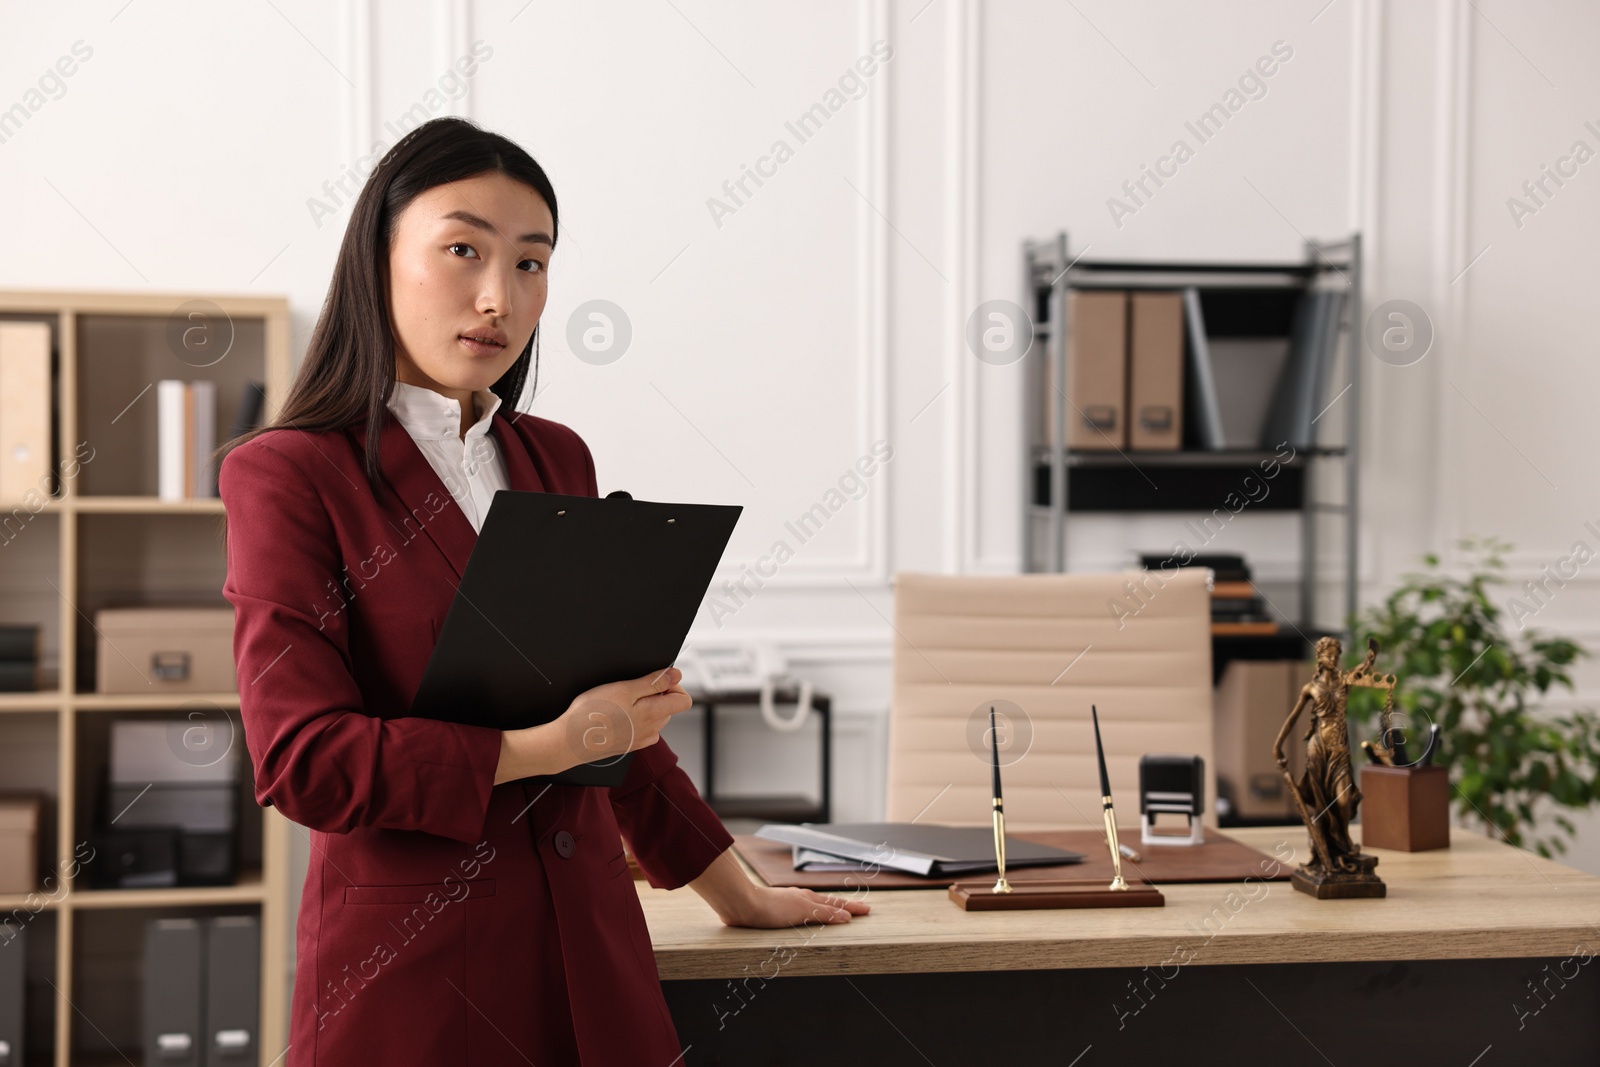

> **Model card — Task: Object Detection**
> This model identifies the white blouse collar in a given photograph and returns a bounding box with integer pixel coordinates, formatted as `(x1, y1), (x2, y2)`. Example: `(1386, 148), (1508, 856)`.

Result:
(386, 379), (502, 441)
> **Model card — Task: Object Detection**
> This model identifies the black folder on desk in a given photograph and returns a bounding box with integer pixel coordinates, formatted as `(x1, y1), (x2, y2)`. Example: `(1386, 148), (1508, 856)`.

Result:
(755, 822), (1084, 877)
(410, 490), (742, 787)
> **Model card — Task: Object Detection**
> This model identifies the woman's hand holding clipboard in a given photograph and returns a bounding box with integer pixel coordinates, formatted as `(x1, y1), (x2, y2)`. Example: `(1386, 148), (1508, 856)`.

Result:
(492, 666), (696, 785)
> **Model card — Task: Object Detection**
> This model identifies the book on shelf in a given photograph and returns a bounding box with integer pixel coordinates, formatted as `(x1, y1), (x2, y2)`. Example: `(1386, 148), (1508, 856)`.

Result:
(0, 917), (23, 1061)
(1137, 552), (1251, 583)
(1184, 285), (1344, 452)
(226, 381), (267, 444)
(0, 321), (53, 504)
(1042, 282), (1344, 456)
(1042, 290), (1128, 449)
(1212, 620), (1281, 636)
(1211, 597), (1266, 615)
(1263, 287), (1345, 450)
(0, 662), (39, 692)
(1182, 287), (1226, 450)
(0, 624), (39, 662)
(1213, 612), (1275, 626)
(1135, 554), (1283, 628)
(1208, 335), (1290, 447)
(1128, 291), (1185, 449)
(158, 378), (220, 500)
(0, 624), (40, 692)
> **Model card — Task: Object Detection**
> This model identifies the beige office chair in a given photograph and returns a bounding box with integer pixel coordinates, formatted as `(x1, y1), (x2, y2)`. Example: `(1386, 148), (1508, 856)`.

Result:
(884, 569), (1215, 833)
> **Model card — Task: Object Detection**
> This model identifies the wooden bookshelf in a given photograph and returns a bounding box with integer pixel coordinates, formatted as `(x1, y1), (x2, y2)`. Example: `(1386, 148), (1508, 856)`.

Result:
(0, 289), (292, 1067)
(70, 871), (268, 910)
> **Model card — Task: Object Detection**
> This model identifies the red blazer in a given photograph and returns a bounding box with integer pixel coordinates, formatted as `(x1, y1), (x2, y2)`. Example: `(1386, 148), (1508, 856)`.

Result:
(219, 402), (733, 1066)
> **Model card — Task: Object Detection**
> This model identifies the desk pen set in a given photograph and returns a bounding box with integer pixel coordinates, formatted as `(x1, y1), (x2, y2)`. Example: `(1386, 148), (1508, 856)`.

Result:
(948, 704), (1164, 911)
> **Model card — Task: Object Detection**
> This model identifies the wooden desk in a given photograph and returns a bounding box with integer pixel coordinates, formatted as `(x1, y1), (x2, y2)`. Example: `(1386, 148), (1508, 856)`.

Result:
(640, 827), (1600, 1065)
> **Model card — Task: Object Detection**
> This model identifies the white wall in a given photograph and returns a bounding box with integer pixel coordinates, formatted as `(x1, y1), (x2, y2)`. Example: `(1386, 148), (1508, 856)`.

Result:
(6, 0), (1600, 998)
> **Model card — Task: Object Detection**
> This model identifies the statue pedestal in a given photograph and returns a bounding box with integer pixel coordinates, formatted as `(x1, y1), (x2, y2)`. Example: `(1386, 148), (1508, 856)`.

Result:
(1291, 852), (1386, 899)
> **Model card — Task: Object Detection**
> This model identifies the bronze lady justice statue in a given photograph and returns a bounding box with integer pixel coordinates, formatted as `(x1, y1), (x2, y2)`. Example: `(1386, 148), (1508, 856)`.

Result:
(1272, 635), (1392, 898)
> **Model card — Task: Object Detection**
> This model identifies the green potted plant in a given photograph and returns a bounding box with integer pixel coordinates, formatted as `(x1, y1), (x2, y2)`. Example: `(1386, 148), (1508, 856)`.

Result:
(1344, 535), (1600, 858)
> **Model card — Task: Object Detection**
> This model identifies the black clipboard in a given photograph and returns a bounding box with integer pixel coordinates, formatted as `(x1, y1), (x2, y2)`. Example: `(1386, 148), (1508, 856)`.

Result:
(409, 490), (742, 786)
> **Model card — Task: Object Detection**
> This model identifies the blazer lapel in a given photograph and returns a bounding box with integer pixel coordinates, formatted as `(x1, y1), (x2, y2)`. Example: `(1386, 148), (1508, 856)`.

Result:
(349, 406), (547, 582)
(491, 409), (545, 494)
(349, 411), (477, 581)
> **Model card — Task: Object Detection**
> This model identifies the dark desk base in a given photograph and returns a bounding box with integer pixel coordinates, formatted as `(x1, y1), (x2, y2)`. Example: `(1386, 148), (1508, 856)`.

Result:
(665, 956), (1599, 1065)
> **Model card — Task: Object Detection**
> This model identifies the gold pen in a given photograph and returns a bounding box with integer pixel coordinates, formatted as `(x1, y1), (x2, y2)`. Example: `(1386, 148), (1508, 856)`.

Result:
(1092, 704), (1130, 891)
(989, 704), (1012, 894)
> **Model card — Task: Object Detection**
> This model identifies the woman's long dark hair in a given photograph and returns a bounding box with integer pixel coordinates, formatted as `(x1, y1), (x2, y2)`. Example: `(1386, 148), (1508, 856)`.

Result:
(217, 116), (559, 496)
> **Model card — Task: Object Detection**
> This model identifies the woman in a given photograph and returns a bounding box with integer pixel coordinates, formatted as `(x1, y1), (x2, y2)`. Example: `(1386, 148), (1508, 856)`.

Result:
(218, 116), (867, 1065)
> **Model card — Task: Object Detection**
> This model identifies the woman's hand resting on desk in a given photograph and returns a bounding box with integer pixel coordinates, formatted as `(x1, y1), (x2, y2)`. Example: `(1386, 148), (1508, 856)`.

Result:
(496, 675), (871, 930)
(495, 667), (694, 784)
(688, 848), (871, 928)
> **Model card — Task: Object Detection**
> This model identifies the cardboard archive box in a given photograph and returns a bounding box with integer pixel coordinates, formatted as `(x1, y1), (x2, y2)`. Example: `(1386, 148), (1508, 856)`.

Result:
(95, 606), (236, 694)
(1213, 659), (1314, 820)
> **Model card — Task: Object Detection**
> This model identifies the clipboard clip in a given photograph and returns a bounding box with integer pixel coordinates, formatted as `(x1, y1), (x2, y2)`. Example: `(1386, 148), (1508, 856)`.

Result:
(606, 490), (678, 524)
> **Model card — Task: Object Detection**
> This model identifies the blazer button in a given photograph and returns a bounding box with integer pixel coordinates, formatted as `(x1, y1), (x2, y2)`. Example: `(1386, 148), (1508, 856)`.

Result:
(553, 830), (576, 859)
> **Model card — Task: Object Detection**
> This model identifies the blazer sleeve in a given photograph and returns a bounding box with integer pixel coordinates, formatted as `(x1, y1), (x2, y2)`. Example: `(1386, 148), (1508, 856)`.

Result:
(219, 438), (503, 845)
(609, 738), (734, 890)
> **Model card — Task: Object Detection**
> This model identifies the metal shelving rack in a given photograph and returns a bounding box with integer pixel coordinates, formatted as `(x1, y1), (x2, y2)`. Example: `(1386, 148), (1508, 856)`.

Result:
(1021, 231), (1361, 644)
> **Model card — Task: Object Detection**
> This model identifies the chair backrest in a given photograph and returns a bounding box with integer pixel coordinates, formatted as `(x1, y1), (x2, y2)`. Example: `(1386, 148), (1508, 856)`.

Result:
(885, 569), (1215, 832)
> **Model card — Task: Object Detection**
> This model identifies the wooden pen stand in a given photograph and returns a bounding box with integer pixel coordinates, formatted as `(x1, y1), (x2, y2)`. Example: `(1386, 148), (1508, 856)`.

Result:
(1360, 764), (1450, 852)
(949, 879), (1164, 911)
